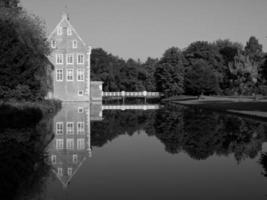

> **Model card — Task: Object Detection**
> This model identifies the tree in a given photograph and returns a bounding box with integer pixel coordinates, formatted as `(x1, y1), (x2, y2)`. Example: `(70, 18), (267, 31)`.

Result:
(0, 0), (20, 9)
(183, 41), (224, 72)
(183, 41), (225, 91)
(91, 48), (150, 92)
(120, 59), (145, 91)
(141, 57), (158, 91)
(155, 47), (184, 97)
(245, 36), (263, 62)
(185, 60), (220, 95)
(213, 38), (263, 95)
(244, 36), (264, 86)
(91, 48), (122, 91)
(215, 39), (243, 93)
(231, 54), (258, 95)
(259, 54), (267, 86)
(0, 3), (51, 101)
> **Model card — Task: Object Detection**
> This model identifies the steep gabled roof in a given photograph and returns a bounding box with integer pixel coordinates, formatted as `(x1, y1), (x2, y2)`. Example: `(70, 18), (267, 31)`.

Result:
(52, 156), (87, 188)
(48, 13), (87, 47)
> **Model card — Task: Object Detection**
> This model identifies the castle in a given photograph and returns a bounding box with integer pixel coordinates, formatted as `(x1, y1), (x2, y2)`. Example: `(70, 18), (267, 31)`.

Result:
(47, 13), (102, 101)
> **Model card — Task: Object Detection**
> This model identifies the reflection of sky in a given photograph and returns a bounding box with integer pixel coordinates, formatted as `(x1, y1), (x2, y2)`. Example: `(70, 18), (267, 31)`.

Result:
(46, 103), (267, 200)
(262, 142), (267, 152)
(47, 133), (266, 200)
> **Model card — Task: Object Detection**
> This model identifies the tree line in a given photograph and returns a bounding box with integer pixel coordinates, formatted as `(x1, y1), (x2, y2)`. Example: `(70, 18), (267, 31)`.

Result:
(91, 37), (267, 97)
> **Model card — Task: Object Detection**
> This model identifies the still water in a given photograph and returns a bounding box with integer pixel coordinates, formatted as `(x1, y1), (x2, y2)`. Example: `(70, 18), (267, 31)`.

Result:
(1, 102), (267, 200)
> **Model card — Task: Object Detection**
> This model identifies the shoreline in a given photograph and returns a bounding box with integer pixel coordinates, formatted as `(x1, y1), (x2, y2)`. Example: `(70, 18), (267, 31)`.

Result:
(164, 96), (267, 122)
(0, 100), (62, 116)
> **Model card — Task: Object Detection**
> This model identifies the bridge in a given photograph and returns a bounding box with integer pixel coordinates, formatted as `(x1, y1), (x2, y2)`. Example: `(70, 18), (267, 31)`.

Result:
(102, 91), (161, 98)
(102, 104), (160, 110)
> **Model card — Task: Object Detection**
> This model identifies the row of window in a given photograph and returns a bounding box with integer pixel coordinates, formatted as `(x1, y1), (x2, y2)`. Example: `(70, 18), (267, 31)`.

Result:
(51, 40), (78, 49)
(56, 122), (85, 135)
(56, 68), (84, 82)
(57, 26), (72, 36)
(57, 167), (73, 177)
(56, 53), (85, 65)
(55, 138), (85, 150)
(51, 154), (78, 165)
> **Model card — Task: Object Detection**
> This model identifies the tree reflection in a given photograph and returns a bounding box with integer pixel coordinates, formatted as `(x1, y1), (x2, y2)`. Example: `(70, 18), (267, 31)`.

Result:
(0, 105), (53, 200)
(183, 108), (219, 160)
(91, 110), (155, 147)
(91, 104), (267, 163)
(152, 104), (184, 154)
(259, 153), (267, 177)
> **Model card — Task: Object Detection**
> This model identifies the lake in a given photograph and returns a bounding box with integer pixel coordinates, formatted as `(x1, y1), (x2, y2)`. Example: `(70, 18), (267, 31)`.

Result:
(0, 102), (267, 200)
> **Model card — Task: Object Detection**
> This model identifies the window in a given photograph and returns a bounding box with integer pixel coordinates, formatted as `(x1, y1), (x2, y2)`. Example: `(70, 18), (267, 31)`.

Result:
(77, 69), (84, 81)
(51, 40), (56, 48)
(66, 138), (74, 150)
(66, 69), (74, 81)
(56, 122), (64, 135)
(78, 107), (84, 113)
(67, 27), (72, 36)
(67, 168), (73, 176)
(57, 26), (62, 35)
(72, 40), (77, 48)
(56, 54), (64, 65)
(73, 154), (78, 164)
(78, 90), (84, 96)
(51, 155), (57, 164)
(57, 168), (63, 176)
(77, 54), (84, 64)
(56, 139), (64, 150)
(56, 69), (63, 81)
(77, 138), (85, 150)
(66, 54), (74, 65)
(66, 122), (74, 134)
(77, 122), (85, 134)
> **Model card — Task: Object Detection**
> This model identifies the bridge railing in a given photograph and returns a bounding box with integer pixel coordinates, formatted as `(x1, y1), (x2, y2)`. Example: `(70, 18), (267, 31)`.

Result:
(102, 104), (160, 110)
(102, 91), (161, 97)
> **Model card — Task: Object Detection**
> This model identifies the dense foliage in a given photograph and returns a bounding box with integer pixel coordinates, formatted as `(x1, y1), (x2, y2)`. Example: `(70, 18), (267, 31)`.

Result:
(0, 0), (51, 101)
(185, 60), (220, 95)
(154, 47), (184, 97)
(91, 37), (267, 98)
(91, 48), (158, 92)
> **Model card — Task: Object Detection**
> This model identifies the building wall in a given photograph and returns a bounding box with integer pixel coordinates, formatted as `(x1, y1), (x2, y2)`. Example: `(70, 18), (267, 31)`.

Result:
(48, 14), (91, 101)
(91, 81), (103, 101)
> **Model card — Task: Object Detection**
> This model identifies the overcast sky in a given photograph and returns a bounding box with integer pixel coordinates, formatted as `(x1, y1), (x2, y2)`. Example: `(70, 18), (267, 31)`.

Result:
(21, 0), (267, 60)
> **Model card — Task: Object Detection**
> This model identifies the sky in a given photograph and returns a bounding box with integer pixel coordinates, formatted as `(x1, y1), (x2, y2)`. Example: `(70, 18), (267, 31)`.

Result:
(21, 0), (267, 61)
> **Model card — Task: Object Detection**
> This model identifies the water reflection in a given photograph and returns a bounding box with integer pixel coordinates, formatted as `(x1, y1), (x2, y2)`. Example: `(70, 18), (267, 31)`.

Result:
(92, 104), (267, 162)
(1, 103), (267, 199)
(48, 102), (159, 187)
(48, 102), (108, 187)
(0, 105), (53, 200)
(50, 103), (267, 185)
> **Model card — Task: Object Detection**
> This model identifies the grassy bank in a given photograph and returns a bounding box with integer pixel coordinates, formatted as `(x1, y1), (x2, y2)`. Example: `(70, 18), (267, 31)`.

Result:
(165, 95), (267, 121)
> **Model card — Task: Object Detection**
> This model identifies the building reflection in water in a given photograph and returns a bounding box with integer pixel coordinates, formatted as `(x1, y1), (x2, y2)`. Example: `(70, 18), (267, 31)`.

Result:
(48, 102), (159, 188)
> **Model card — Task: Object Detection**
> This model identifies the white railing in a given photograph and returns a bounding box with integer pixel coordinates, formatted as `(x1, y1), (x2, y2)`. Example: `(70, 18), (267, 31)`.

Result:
(102, 105), (160, 110)
(102, 91), (160, 97)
